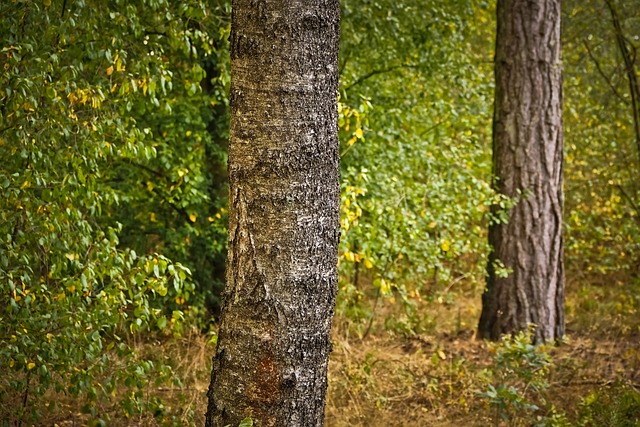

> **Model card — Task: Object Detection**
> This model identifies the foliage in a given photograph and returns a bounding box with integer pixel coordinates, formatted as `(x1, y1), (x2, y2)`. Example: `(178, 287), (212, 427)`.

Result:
(563, 0), (640, 277)
(336, 0), (500, 328)
(0, 0), (229, 423)
(577, 382), (640, 427)
(237, 417), (254, 427)
(479, 330), (553, 425)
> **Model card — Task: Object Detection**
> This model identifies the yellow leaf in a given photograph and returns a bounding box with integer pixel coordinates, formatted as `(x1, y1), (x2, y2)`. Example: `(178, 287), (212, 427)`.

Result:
(440, 240), (450, 252)
(428, 221), (437, 228)
(9, 359), (15, 368)
(65, 253), (75, 261)
(27, 362), (36, 370)
(189, 213), (197, 223)
(150, 212), (157, 222)
(355, 128), (363, 139)
(106, 66), (114, 76)
(379, 278), (391, 296)
(364, 259), (373, 269)
(437, 350), (446, 360)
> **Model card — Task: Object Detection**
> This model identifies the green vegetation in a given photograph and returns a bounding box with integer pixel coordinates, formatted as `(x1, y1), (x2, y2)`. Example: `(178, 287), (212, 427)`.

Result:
(0, 0), (229, 423)
(1, 0), (639, 425)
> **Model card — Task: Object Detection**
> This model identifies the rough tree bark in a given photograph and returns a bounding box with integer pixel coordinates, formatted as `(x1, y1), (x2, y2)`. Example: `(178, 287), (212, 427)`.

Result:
(205, 1), (340, 426)
(478, 0), (565, 343)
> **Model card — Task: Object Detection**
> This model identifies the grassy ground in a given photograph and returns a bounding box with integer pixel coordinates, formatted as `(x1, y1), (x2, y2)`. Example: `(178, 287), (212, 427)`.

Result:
(325, 285), (640, 426)
(27, 274), (640, 426)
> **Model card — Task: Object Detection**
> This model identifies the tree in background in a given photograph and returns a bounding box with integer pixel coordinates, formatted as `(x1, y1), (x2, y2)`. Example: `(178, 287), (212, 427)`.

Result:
(478, 0), (565, 342)
(205, 0), (341, 425)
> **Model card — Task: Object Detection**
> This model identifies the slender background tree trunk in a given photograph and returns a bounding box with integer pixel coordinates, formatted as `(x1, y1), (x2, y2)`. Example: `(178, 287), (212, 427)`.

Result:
(478, 0), (565, 343)
(205, 1), (340, 426)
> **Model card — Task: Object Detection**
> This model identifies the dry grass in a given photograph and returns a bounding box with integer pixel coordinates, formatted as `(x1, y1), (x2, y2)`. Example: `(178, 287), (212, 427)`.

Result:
(16, 275), (640, 426)
(324, 281), (640, 426)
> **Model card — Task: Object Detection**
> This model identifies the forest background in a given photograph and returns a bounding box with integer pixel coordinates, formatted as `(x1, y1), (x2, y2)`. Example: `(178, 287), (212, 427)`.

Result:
(1, 0), (639, 425)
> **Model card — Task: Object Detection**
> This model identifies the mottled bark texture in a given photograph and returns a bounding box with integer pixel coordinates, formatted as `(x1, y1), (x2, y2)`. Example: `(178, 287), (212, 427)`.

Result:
(478, 0), (565, 343)
(205, 1), (340, 426)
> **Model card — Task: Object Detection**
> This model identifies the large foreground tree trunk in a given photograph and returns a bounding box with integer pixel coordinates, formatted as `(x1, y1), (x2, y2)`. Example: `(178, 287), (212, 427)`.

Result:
(478, 0), (565, 343)
(204, 1), (340, 426)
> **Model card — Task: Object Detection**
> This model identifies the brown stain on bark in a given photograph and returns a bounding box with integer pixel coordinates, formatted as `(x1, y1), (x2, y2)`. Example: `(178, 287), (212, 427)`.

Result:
(245, 351), (282, 427)
(205, 1), (340, 426)
(248, 354), (281, 403)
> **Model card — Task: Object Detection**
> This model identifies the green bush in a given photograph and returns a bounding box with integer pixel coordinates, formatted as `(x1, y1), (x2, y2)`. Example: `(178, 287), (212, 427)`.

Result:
(0, 0), (229, 423)
(479, 330), (553, 425)
(577, 382), (640, 427)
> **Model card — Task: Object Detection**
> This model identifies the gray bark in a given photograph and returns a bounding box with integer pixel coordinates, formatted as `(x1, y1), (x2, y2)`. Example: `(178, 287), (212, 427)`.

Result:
(205, 1), (340, 426)
(478, 0), (565, 343)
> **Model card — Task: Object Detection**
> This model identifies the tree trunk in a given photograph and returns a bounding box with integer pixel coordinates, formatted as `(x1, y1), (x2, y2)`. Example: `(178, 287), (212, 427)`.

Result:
(205, 1), (340, 426)
(478, 0), (565, 343)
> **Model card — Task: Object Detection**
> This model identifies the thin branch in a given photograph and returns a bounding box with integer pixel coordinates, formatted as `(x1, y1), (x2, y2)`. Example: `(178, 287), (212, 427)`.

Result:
(144, 31), (168, 37)
(338, 48), (351, 78)
(583, 39), (627, 104)
(615, 184), (640, 222)
(343, 63), (424, 92)
(60, 0), (67, 19)
(0, 125), (15, 135)
(118, 158), (167, 179)
(605, 0), (640, 165)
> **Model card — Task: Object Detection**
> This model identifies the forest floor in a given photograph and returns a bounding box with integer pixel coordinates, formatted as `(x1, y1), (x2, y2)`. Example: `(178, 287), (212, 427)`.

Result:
(46, 274), (640, 426)
(325, 286), (640, 426)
